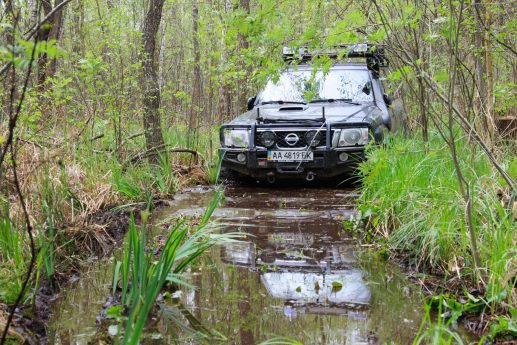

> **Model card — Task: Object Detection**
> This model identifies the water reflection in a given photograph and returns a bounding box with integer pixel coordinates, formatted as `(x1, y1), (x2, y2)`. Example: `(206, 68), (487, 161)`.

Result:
(221, 230), (371, 307)
(47, 186), (424, 345)
(261, 270), (370, 305)
(169, 187), (422, 345)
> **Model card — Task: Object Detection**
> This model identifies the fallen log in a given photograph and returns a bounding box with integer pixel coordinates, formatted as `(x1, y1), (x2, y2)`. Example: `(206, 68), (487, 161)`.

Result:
(123, 144), (199, 168)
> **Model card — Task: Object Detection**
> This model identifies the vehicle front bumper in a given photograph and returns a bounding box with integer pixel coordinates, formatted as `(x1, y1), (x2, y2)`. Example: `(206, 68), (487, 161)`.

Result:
(220, 147), (365, 180)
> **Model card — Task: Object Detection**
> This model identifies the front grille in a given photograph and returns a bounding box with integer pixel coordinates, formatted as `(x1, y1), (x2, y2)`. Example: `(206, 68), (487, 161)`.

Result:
(276, 131), (308, 148)
(256, 130), (330, 148)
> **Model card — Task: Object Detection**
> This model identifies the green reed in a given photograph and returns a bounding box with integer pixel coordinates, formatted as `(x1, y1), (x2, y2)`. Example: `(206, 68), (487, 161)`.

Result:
(112, 189), (241, 344)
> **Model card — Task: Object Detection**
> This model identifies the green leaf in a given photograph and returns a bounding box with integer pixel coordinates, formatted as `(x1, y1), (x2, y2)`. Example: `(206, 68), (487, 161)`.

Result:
(434, 70), (449, 83)
(331, 281), (343, 293)
(106, 305), (125, 320)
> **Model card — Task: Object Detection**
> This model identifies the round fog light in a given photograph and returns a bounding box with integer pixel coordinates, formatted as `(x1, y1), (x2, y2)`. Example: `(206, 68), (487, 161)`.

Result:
(237, 153), (246, 163)
(305, 130), (322, 147)
(260, 131), (276, 148)
(339, 152), (349, 162)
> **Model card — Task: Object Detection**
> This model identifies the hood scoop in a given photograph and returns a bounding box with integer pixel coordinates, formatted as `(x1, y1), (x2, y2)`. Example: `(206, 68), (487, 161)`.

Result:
(278, 105), (307, 111)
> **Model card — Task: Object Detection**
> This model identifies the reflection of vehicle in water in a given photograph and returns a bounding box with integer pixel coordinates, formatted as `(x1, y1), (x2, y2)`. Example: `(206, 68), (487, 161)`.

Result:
(154, 187), (423, 344)
(46, 187), (426, 345)
(157, 187), (426, 344)
(222, 230), (371, 315)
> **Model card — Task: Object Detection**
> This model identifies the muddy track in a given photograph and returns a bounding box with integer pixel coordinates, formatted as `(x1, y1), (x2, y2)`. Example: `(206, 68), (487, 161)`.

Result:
(7, 185), (483, 344)
(44, 185), (438, 344)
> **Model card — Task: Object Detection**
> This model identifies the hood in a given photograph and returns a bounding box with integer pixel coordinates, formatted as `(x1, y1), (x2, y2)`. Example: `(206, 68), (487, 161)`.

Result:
(227, 103), (383, 126)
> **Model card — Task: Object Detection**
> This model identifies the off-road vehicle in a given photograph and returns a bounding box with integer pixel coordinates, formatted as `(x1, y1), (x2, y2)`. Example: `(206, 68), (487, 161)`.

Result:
(219, 44), (404, 183)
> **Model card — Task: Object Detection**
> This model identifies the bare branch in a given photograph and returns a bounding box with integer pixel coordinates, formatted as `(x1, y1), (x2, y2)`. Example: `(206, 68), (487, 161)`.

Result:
(0, 37), (38, 345)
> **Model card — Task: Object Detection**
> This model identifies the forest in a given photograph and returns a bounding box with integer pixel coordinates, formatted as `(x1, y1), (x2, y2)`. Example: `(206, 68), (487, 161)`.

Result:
(0, 0), (516, 344)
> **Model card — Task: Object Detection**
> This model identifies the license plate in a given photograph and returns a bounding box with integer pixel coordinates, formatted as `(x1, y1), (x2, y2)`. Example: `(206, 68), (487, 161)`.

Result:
(267, 150), (313, 162)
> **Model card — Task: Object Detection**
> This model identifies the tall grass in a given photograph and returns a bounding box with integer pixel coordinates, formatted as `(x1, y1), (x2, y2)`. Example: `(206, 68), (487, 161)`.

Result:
(0, 163), (78, 304)
(358, 132), (516, 315)
(413, 297), (464, 345)
(105, 127), (220, 199)
(0, 206), (26, 304)
(0, 126), (219, 306)
(111, 189), (241, 344)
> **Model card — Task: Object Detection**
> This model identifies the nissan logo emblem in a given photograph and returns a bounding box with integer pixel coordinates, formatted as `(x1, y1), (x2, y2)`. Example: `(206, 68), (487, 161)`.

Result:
(284, 133), (299, 146)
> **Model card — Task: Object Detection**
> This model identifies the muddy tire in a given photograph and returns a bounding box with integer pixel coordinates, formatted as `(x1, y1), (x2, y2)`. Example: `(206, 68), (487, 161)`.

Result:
(217, 166), (239, 185)
(218, 167), (256, 186)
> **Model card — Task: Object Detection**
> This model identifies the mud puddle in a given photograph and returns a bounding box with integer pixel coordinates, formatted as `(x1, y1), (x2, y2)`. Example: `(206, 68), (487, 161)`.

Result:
(48, 186), (429, 344)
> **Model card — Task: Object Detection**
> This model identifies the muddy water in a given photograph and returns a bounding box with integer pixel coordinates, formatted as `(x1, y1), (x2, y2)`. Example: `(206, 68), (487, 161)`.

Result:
(48, 186), (424, 344)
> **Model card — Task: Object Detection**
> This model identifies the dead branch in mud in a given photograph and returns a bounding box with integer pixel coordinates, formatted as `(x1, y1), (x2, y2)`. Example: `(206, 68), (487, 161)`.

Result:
(123, 144), (200, 167)
(119, 131), (145, 148)
(89, 134), (105, 141)
(0, 309), (24, 343)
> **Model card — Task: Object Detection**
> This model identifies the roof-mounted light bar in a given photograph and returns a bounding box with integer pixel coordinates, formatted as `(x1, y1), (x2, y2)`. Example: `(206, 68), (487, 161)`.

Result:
(283, 43), (388, 73)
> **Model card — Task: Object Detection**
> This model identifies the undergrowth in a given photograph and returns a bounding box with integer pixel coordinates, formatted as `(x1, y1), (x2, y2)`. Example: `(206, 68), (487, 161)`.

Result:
(0, 126), (220, 307)
(357, 131), (516, 340)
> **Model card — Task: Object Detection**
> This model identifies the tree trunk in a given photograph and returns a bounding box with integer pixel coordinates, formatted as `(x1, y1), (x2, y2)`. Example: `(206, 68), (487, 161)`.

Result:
(46, 0), (65, 80)
(237, 0), (250, 113)
(71, 0), (85, 54)
(188, 0), (202, 148)
(37, 0), (53, 89)
(473, 0), (494, 140)
(484, 10), (494, 129)
(36, 0), (66, 90)
(1, 0), (15, 125)
(140, 0), (166, 159)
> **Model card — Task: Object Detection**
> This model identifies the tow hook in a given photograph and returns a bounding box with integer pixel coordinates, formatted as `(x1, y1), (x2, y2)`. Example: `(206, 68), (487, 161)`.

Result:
(306, 171), (315, 182)
(267, 172), (276, 184)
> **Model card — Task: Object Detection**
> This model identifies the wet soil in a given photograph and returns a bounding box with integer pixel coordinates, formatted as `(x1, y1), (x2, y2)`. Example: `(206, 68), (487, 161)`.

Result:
(46, 185), (437, 344)
(3, 199), (173, 344)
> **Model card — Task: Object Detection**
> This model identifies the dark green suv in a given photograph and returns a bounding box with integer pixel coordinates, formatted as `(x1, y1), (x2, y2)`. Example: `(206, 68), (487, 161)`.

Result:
(220, 44), (405, 183)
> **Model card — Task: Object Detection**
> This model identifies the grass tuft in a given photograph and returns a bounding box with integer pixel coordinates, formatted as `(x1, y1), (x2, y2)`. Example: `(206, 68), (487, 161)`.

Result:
(110, 189), (242, 344)
(358, 132), (516, 316)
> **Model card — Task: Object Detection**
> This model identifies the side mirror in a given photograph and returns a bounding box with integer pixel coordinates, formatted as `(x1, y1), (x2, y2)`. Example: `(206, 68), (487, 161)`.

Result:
(383, 94), (393, 107)
(247, 96), (257, 111)
(362, 81), (372, 95)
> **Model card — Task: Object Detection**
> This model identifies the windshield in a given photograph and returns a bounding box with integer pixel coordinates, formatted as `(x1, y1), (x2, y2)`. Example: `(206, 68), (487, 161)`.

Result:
(258, 69), (374, 104)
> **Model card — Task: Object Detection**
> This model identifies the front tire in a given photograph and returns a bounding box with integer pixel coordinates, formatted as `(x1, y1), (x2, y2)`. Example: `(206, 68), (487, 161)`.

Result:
(217, 166), (239, 185)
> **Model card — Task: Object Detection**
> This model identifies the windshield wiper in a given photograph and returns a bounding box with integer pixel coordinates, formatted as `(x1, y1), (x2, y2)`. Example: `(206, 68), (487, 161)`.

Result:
(309, 98), (361, 105)
(260, 100), (307, 105)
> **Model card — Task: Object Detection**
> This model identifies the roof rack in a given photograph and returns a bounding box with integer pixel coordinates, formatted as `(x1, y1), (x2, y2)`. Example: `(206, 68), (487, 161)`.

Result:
(283, 43), (388, 73)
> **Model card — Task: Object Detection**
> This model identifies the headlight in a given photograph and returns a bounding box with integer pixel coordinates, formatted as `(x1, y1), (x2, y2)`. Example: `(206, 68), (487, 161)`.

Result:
(305, 130), (323, 147)
(260, 131), (276, 148)
(334, 128), (369, 147)
(223, 129), (250, 148)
